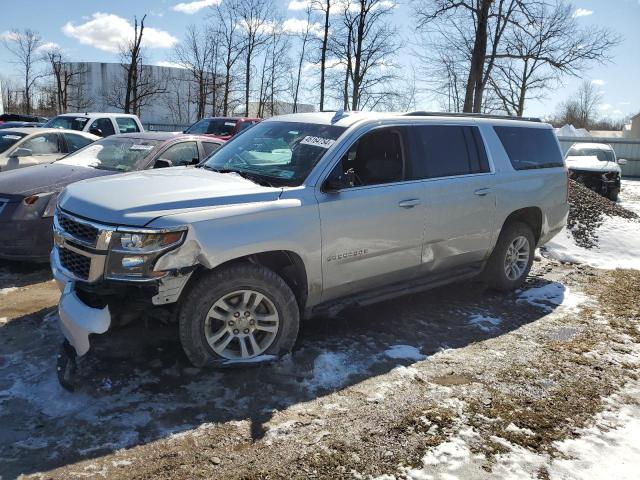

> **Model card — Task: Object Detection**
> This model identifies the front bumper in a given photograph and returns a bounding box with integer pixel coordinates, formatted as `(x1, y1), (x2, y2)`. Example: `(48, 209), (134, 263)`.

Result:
(0, 215), (53, 262)
(58, 282), (111, 356)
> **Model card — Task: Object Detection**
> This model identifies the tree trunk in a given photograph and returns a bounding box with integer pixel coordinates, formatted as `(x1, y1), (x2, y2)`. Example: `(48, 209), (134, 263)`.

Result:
(319, 0), (330, 111)
(464, 0), (490, 113)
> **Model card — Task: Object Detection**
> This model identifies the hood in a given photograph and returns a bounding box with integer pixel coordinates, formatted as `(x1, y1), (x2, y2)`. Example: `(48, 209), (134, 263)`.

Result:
(565, 155), (621, 174)
(0, 163), (113, 199)
(58, 166), (283, 227)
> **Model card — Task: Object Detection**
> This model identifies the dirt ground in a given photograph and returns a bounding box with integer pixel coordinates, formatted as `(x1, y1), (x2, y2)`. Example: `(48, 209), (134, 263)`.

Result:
(1, 249), (639, 479)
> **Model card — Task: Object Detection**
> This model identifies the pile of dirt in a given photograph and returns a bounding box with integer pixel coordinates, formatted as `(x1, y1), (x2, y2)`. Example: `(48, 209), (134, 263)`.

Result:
(567, 180), (637, 248)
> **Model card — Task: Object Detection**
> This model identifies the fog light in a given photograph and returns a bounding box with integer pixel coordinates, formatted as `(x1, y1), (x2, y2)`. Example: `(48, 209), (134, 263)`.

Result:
(122, 256), (145, 269)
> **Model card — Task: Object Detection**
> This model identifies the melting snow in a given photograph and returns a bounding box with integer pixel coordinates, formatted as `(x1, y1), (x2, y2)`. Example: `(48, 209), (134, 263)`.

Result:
(517, 283), (586, 313)
(466, 315), (502, 333)
(0, 287), (18, 295)
(544, 216), (640, 270)
(303, 352), (363, 392)
(384, 345), (426, 361)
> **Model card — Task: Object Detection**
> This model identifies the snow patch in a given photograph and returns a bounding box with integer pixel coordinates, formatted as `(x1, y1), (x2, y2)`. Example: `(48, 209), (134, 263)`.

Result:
(517, 283), (586, 313)
(544, 216), (640, 270)
(467, 315), (502, 333)
(0, 287), (18, 295)
(304, 352), (363, 392)
(384, 345), (426, 361)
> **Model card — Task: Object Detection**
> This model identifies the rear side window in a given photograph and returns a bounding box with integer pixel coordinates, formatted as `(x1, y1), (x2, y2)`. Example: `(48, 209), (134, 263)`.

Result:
(63, 133), (94, 153)
(90, 118), (116, 137)
(494, 126), (563, 170)
(409, 125), (489, 179)
(202, 141), (222, 157)
(116, 117), (140, 134)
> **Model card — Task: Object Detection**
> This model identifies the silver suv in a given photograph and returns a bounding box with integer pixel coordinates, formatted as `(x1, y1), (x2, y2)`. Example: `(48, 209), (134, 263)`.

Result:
(51, 112), (568, 382)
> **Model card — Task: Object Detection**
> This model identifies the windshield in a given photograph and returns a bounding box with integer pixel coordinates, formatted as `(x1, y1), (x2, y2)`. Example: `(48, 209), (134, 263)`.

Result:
(566, 147), (615, 162)
(186, 118), (238, 136)
(44, 116), (89, 131)
(0, 132), (27, 153)
(57, 137), (161, 172)
(203, 121), (346, 186)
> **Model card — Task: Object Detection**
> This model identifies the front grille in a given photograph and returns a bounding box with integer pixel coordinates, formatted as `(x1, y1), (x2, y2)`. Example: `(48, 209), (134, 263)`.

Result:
(59, 248), (91, 280)
(58, 213), (99, 245)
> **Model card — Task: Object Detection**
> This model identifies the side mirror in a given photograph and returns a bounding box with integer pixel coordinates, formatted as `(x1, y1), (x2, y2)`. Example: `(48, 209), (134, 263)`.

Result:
(153, 158), (173, 169)
(11, 147), (33, 158)
(89, 127), (103, 137)
(324, 168), (355, 192)
(618, 158), (627, 165)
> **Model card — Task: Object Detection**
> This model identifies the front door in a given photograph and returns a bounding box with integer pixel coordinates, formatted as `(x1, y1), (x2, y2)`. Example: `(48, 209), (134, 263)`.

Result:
(317, 127), (427, 301)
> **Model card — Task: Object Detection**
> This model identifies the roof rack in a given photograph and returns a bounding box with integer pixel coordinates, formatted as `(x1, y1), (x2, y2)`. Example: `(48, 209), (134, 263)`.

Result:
(403, 111), (541, 123)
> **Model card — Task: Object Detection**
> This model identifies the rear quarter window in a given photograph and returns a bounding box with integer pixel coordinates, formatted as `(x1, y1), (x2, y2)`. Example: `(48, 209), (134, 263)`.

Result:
(494, 126), (564, 170)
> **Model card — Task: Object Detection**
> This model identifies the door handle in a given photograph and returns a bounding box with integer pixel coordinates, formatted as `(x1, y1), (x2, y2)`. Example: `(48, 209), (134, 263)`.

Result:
(398, 198), (421, 208)
(474, 188), (492, 196)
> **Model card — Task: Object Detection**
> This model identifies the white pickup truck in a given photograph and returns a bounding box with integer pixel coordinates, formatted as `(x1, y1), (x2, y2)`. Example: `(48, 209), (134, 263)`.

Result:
(44, 113), (144, 138)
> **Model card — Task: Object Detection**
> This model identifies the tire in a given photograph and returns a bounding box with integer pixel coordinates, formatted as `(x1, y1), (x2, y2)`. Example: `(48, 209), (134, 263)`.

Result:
(483, 221), (535, 291)
(608, 188), (619, 202)
(178, 263), (300, 367)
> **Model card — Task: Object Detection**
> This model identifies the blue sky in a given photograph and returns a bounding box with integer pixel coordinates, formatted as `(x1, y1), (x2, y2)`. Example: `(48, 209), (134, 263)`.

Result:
(1, 0), (638, 119)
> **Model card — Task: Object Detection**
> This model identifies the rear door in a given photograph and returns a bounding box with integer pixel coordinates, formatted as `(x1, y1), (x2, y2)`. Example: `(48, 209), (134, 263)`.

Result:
(407, 124), (497, 273)
(317, 127), (428, 301)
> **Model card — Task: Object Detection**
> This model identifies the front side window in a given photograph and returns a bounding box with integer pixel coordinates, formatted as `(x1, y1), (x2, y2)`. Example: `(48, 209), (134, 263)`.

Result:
(21, 133), (62, 155)
(116, 117), (140, 134)
(44, 116), (89, 131)
(494, 126), (564, 170)
(202, 141), (222, 157)
(327, 128), (406, 187)
(186, 118), (238, 136)
(566, 146), (615, 163)
(57, 137), (161, 172)
(409, 125), (489, 179)
(203, 121), (346, 186)
(90, 118), (116, 137)
(63, 133), (94, 153)
(159, 141), (199, 166)
(0, 132), (27, 153)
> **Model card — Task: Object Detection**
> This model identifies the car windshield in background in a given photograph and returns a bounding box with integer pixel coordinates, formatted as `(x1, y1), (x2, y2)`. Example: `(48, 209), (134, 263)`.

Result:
(186, 119), (237, 136)
(203, 121), (346, 186)
(0, 131), (27, 153)
(566, 147), (615, 163)
(57, 137), (161, 172)
(45, 116), (89, 131)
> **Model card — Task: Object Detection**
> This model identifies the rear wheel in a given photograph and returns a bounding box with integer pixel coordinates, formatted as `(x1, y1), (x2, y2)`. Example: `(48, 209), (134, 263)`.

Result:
(178, 263), (300, 367)
(483, 221), (535, 291)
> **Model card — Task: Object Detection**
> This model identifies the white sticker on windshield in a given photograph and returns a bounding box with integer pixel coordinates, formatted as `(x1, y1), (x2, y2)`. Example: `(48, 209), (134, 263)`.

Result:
(2, 135), (22, 140)
(224, 122), (236, 126)
(300, 136), (336, 149)
(130, 144), (154, 151)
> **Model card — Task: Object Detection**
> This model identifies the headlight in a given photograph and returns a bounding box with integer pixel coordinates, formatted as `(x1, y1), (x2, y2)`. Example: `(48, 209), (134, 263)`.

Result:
(117, 231), (184, 252)
(106, 229), (186, 280)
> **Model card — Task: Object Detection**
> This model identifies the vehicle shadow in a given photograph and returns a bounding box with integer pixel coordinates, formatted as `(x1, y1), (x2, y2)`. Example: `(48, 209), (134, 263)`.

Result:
(0, 276), (567, 478)
(0, 259), (52, 289)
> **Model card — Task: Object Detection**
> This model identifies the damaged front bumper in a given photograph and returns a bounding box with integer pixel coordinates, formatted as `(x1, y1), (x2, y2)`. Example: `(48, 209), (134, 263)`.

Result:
(58, 281), (111, 357)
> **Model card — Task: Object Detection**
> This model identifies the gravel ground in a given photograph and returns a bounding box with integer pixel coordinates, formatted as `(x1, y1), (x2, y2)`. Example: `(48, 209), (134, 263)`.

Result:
(1, 181), (639, 480)
(567, 180), (637, 248)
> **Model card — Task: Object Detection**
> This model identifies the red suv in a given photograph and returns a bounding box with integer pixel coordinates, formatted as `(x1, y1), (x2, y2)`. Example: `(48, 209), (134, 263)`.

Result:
(184, 117), (261, 140)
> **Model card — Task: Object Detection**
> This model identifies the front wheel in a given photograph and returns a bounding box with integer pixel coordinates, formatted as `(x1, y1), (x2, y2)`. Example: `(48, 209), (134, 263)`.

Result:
(608, 188), (619, 202)
(483, 221), (535, 291)
(178, 263), (300, 367)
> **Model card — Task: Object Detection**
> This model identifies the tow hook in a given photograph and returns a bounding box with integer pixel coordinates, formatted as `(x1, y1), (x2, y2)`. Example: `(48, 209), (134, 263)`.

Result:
(57, 340), (78, 392)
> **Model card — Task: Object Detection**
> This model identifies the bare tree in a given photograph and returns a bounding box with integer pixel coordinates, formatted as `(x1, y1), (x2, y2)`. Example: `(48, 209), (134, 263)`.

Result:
(413, 0), (531, 113)
(106, 15), (167, 116)
(256, 21), (292, 117)
(173, 25), (215, 119)
(237, 0), (274, 117)
(489, 1), (620, 116)
(1, 29), (45, 114)
(330, 0), (400, 111)
(42, 47), (89, 114)
(556, 80), (603, 128)
(209, 0), (246, 115)
(0, 75), (22, 113)
(312, 0), (332, 111)
(292, 4), (315, 113)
